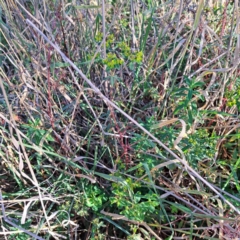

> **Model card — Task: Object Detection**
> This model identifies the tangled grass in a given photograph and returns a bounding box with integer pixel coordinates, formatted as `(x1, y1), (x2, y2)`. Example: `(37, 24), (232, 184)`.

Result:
(0, 0), (239, 239)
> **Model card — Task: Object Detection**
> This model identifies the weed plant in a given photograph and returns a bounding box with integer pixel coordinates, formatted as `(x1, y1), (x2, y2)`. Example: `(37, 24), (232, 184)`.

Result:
(0, 0), (239, 239)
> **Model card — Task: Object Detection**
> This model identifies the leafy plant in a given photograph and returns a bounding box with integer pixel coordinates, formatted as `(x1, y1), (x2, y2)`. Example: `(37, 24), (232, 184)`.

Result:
(225, 78), (240, 110)
(22, 118), (55, 151)
(172, 77), (205, 125)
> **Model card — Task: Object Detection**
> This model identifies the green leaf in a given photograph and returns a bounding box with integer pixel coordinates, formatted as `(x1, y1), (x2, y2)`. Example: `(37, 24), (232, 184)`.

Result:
(174, 101), (187, 114)
(167, 201), (192, 214)
(140, 11), (153, 51)
(170, 205), (178, 214)
(188, 110), (193, 125)
(95, 172), (127, 185)
(191, 81), (205, 88)
(187, 89), (193, 100)
(193, 0), (204, 30)
(101, 216), (130, 235)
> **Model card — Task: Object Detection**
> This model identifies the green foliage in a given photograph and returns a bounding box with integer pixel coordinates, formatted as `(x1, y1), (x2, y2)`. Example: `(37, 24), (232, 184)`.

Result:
(22, 118), (54, 151)
(95, 32), (103, 42)
(172, 77), (205, 125)
(57, 180), (107, 216)
(110, 178), (160, 221)
(5, 219), (32, 240)
(103, 52), (124, 70)
(90, 218), (106, 240)
(183, 129), (218, 169)
(118, 41), (131, 58)
(225, 79), (240, 110)
(1, 0), (239, 239)
(132, 117), (218, 170)
(85, 185), (108, 211)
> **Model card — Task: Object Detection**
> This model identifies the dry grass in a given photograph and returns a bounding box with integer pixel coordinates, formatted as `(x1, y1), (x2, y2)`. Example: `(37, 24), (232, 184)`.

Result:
(0, 0), (239, 239)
